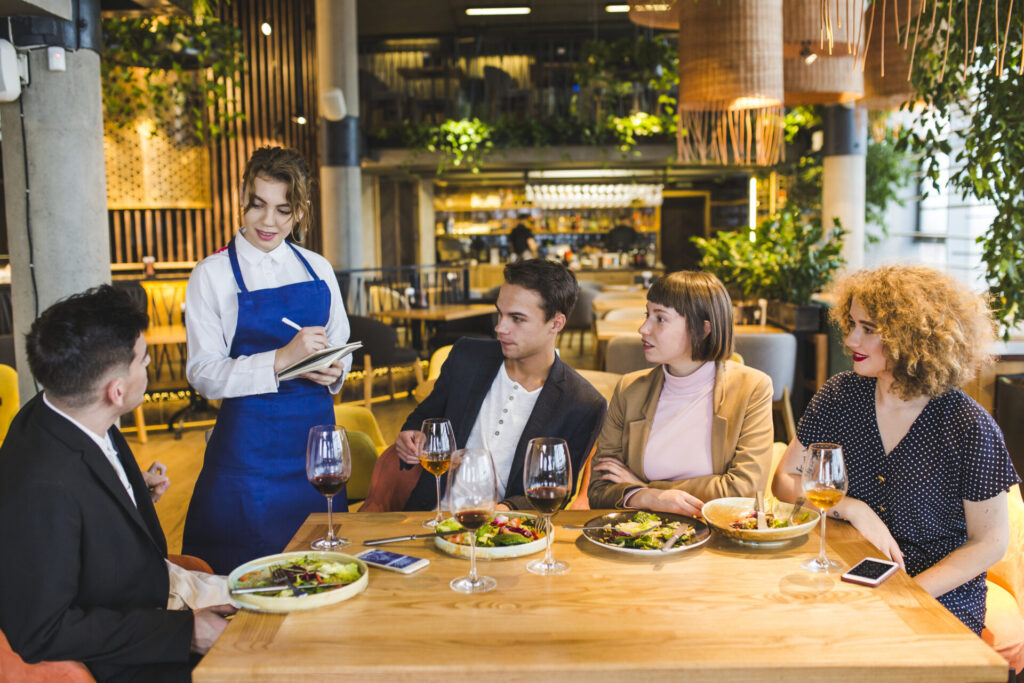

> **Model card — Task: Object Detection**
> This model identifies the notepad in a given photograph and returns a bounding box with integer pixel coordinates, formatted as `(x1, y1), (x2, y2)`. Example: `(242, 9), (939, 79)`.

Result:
(277, 341), (362, 382)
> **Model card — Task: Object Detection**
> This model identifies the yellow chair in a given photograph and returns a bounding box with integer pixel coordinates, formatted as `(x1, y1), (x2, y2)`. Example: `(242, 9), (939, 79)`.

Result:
(983, 485), (1024, 672)
(412, 344), (453, 403)
(334, 404), (388, 454)
(345, 430), (379, 502)
(0, 364), (18, 443)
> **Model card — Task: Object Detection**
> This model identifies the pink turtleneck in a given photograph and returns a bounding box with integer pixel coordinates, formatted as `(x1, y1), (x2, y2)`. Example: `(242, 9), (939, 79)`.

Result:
(641, 361), (715, 482)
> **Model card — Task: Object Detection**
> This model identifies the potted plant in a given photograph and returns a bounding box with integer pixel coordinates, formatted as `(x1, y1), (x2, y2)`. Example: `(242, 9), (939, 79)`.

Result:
(692, 206), (846, 332)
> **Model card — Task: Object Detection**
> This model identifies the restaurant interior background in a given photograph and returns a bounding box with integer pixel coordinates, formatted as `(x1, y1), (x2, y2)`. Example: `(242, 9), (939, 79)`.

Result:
(0, 0), (1019, 470)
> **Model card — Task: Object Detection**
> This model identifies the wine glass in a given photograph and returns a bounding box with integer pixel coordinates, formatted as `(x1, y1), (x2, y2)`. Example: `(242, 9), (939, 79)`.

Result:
(420, 418), (456, 528)
(801, 443), (848, 573)
(447, 448), (498, 594)
(523, 437), (572, 576)
(306, 425), (352, 550)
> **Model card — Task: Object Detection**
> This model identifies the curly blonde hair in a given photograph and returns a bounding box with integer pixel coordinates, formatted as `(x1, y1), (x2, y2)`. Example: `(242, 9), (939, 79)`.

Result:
(829, 265), (995, 400)
(240, 147), (313, 242)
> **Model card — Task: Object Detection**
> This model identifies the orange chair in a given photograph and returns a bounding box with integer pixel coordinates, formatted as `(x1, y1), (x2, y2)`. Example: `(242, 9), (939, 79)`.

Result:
(982, 485), (1024, 673)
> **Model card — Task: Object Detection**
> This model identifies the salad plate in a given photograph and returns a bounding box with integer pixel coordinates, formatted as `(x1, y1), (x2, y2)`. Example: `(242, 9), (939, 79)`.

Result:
(434, 513), (547, 559)
(580, 511), (710, 555)
(702, 497), (819, 544)
(227, 551), (368, 613)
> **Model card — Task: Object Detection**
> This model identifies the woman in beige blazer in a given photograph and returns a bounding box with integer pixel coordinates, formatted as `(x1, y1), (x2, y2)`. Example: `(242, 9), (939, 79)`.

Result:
(588, 271), (774, 515)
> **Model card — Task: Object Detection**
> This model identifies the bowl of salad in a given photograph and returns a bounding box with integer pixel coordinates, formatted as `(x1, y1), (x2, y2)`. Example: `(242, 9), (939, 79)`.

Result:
(702, 497), (819, 543)
(580, 510), (710, 555)
(434, 513), (547, 559)
(227, 551), (368, 613)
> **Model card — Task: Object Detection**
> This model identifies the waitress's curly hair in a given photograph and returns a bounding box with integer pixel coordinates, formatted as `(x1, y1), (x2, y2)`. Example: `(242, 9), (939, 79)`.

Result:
(240, 147), (313, 242)
(829, 265), (995, 400)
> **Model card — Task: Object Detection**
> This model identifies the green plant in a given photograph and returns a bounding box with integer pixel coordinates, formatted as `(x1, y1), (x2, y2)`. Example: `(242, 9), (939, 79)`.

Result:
(692, 207), (847, 305)
(102, 12), (247, 141)
(896, 0), (1024, 336)
(426, 118), (494, 174)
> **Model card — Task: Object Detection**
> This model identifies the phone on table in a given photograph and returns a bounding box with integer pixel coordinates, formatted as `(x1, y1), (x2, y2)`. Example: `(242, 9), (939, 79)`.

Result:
(356, 549), (430, 574)
(841, 557), (900, 587)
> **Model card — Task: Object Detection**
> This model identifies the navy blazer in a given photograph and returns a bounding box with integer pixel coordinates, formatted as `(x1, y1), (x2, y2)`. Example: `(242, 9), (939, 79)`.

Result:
(402, 338), (606, 510)
(0, 394), (193, 682)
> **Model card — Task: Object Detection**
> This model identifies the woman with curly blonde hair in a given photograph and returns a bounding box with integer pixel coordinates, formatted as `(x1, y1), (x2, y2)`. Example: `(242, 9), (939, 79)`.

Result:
(773, 265), (1019, 636)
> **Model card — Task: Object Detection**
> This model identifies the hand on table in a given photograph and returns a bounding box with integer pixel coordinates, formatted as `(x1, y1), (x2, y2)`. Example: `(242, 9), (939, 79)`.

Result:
(274, 326), (328, 373)
(301, 358), (345, 386)
(843, 498), (905, 570)
(629, 488), (704, 517)
(191, 604), (237, 655)
(395, 430), (425, 465)
(592, 457), (644, 487)
(143, 462), (170, 503)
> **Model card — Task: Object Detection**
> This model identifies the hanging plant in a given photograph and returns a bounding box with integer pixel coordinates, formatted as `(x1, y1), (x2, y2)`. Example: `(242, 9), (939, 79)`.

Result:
(425, 118), (494, 174)
(101, 12), (247, 141)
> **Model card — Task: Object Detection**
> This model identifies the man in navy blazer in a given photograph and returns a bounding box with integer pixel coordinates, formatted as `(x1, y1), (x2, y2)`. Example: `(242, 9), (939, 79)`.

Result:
(393, 260), (606, 511)
(0, 286), (234, 682)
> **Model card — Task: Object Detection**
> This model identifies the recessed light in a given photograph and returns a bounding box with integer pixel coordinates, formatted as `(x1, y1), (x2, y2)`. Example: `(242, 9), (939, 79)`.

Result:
(291, 114), (308, 125)
(605, 4), (630, 12)
(465, 7), (531, 16)
(260, 22), (272, 36)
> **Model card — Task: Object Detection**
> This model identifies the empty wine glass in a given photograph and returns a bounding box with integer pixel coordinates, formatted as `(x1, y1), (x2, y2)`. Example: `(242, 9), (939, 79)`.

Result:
(448, 448), (498, 594)
(420, 418), (456, 528)
(523, 437), (572, 575)
(306, 425), (352, 550)
(801, 443), (848, 573)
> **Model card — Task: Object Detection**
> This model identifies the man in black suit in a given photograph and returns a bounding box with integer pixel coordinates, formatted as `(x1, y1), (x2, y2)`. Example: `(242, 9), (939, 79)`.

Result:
(394, 259), (606, 511)
(0, 285), (234, 682)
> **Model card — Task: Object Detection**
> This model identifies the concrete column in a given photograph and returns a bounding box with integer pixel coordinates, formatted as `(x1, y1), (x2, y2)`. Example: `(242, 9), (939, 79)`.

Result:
(0, 1), (110, 402)
(822, 104), (867, 271)
(316, 0), (362, 270)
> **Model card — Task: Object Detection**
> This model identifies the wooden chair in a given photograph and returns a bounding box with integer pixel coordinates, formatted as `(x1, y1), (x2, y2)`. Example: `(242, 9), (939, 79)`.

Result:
(348, 316), (424, 409)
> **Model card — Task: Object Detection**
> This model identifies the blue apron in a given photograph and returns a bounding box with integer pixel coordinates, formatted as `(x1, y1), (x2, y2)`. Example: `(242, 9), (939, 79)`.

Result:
(182, 239), (344, 574)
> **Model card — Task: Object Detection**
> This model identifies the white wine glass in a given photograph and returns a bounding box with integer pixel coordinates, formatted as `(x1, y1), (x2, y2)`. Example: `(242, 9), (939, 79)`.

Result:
(801, 443), (848, 573)
(306, 425), (352, 550)
(420, 418), (456, 528)
(523, 437), (572, 576)
(448, 448), (498, 594)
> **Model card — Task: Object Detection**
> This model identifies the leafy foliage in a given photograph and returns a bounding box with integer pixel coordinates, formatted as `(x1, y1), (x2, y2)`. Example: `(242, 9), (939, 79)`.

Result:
(895, 0), (1024, 335)
(426, 118), (494, 174)
(101, 14), (247, 141)
(692, 207), (847, 305)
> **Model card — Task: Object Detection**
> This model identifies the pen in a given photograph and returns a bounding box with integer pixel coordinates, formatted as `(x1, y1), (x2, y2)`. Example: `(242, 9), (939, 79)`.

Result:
(281, 317), (302, 331)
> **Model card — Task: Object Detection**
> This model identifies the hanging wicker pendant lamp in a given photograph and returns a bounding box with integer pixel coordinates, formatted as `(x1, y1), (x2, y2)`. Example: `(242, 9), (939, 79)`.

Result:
(859, 0), (920, 109)
(628, 0), (679, 30)
(782, 0), (864, 104)
(677, 0), (785, 165)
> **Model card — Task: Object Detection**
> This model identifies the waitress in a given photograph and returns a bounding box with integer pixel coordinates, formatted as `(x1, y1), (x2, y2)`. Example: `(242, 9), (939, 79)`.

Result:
(181, 147), (351, 574)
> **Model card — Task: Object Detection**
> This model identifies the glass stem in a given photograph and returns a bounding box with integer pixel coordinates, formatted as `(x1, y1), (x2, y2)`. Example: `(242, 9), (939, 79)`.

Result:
(543, 515), (554, 565)
(469, 533), (478, 583)
(434, 475), (443, 522)
(326, 495), (335, 543)
(818, 509), (828, 565)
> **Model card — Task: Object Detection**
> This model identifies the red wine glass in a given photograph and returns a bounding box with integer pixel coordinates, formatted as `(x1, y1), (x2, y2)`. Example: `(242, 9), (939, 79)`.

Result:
(447, 448), (498, 594)
(523, 437), (572, 575)
(306, 424), (352, 550)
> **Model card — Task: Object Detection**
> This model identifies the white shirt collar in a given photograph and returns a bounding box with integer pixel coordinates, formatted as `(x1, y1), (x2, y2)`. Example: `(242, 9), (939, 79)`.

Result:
(235, 230), (293, 266)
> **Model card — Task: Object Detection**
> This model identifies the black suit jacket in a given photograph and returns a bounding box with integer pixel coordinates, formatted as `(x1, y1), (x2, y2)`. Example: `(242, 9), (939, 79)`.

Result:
(402, 338), (606, 510)
(0, 393), (193, 682)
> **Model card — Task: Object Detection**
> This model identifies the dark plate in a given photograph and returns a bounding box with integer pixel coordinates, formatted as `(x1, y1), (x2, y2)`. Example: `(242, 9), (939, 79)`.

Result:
(581, 511), (711, 555)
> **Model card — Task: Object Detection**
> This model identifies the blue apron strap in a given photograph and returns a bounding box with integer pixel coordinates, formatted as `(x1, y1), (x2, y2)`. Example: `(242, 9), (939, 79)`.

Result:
(226, 238), (249, 294)
(287, 241), (321, 281)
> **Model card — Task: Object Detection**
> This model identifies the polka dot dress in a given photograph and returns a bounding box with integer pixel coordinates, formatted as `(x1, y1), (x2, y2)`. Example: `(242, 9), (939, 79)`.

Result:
(797, 371), (1020, 635)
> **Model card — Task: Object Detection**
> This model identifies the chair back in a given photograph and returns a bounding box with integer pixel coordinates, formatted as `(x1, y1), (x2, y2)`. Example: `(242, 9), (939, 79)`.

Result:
(0, 364), (18, 443)
(604, 334), (657, 374)
(988, 485), (1024, 614)
(426, 345), (453, 381)
(731, 333), (796, 402)
(334, 404), (388, 451)
(346, 429), (380, 502)
(565, 286), (598, 332)
(348, 315), (399, 366)
(0, 626), (95, 682)
(603, 307), (644, 323)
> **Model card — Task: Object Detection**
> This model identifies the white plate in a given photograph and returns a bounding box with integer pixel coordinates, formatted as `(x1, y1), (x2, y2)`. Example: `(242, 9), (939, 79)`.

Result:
(581, 512), (711, 555)
(227, 551), (368, 613)
(702, 497), (819, 544)
(434, 513), (547, 559)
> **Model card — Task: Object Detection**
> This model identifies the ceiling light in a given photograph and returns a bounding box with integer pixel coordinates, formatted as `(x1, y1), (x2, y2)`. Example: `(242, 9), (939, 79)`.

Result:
(291, 114), (308, 125)
(605, 4), (630, 11)
(465, 7), (531, 16)
(260, 22), (272, 36)
(800, 41), (817, 65)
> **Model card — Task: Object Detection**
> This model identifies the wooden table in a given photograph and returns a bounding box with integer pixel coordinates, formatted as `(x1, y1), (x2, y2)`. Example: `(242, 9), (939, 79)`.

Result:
(195, 511), (1007, 682)
(592, 295), (648, 316)
(369, 304), (495, 352)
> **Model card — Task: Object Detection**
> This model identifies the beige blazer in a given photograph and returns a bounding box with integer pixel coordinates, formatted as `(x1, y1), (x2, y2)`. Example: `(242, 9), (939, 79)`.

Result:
(588, 360), (774, 508)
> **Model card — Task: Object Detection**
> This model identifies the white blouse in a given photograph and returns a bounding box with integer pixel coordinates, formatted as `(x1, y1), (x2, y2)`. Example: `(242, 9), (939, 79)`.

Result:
(185, 231), (351, 400)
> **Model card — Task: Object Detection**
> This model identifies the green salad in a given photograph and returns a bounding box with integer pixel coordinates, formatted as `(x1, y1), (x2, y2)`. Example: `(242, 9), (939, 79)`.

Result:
(592, 511), (695, 550)
(436, 514), (545, 547)
(235, 555), (362, 597)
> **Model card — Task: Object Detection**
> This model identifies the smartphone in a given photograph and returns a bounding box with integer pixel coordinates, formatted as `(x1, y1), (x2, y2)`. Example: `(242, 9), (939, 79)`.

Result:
(355, 549), (430, 574)
(841, 557), (900, 587)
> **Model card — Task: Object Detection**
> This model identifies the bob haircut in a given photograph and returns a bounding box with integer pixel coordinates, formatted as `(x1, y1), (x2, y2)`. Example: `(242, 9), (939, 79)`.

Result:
(646, 270), (733, 363)
(240, 146), (313, 242)
(830, 265), (996, 400)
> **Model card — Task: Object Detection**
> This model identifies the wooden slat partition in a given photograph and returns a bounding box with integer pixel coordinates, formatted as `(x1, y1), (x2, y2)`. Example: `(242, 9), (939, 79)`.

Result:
(107, 0), (322, 267)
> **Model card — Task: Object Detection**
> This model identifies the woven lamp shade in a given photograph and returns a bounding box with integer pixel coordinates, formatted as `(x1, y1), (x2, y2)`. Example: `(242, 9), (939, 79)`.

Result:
(860, 1), (917, 110)
(783, 0), (860, 56)
(677, 0), (784, 165)
(628, 0), (678, 30)
(784, 55), (863, 105)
